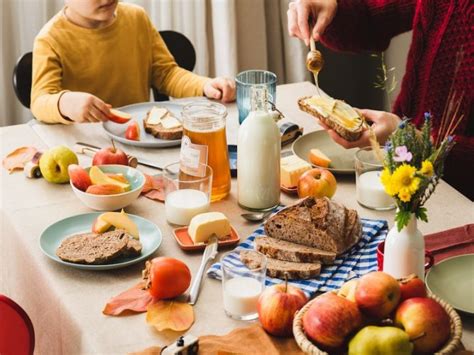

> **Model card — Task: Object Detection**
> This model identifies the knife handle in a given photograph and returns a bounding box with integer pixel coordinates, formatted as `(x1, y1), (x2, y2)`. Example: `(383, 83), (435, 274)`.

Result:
(73, 143), (138, 168)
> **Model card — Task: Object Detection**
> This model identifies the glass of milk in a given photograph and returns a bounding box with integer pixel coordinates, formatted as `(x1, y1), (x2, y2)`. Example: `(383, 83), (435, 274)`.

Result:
(221, 250), (267, 321)
(355, 147), (396, 210)
(163, 162), (213, 225)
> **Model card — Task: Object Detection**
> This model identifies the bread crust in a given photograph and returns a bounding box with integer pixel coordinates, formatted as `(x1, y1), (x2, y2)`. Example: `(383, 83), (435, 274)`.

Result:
(143, 110), (183, 140)
(298, 96), (363, 141)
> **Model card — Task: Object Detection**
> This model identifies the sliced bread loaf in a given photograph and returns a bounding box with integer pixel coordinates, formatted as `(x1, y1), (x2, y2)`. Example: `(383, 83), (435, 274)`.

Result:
(254, 236), (336, 264)
(240, 250), (321, 280)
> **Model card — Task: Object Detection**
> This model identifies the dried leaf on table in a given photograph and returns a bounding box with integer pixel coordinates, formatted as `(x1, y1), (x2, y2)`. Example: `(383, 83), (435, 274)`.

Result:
(2, 146), (39, 173)
(146, 301), (194, 332)
(103, 282), (155, 316)
(142, 174), (166, 201)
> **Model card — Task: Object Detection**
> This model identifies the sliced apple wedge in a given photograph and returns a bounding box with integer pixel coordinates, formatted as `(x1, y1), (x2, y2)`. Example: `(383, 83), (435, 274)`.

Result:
(108, 109), (132, 124)
(99, 210), (139, 239)
(89, 166), (131, 191)
(92, 215), (112, 233)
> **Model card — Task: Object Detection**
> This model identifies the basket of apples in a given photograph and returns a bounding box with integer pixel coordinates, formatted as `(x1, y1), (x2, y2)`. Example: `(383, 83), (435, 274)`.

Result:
(293, 272), (462, 355)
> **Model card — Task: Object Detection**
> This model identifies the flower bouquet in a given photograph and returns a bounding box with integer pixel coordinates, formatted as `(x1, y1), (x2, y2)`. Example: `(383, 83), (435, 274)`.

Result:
(380, 113), (456, 231)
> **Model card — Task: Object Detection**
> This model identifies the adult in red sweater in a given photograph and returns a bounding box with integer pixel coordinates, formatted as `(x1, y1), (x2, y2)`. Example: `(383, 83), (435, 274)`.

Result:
(288, 0), (473, 200)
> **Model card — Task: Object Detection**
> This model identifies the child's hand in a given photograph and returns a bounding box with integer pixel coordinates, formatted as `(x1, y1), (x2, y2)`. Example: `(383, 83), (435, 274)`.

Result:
(203, 77), (236, 103)
(59, 92), (111, 123)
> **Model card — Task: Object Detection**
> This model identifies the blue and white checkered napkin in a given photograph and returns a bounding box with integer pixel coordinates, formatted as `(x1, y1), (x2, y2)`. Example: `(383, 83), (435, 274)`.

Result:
(207, 214), (388, 298)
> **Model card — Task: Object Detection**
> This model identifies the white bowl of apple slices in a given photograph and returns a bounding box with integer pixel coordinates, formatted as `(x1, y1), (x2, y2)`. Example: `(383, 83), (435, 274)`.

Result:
(69, 164), (145, 211)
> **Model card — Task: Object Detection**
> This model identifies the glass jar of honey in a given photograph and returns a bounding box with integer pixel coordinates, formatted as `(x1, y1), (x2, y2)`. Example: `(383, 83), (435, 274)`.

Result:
(182, 102), (231, 201)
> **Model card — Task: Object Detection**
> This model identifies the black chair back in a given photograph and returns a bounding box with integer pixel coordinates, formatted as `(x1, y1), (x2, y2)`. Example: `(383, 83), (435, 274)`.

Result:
(11, 30), (196, 108)
(12, 52), (33, 108)
(153, 30), (196, 101)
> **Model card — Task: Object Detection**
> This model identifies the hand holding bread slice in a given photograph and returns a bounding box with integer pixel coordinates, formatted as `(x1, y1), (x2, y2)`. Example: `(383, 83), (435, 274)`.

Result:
(298, 95), (364, 141)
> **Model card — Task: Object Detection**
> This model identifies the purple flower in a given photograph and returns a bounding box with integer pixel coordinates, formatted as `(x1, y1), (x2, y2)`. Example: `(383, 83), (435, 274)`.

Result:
(384, 141), (392, 152)
(448, 135), (454, 143)
(424, 112), (431, 121)
(393, 146), (413, 162)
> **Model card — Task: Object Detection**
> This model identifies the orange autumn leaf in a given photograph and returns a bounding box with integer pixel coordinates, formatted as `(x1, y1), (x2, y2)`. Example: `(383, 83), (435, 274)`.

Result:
(103, 282), (155, 316)
(146, 301), (194, 332)
(2, 147), (38, 173)
(142, 174), (166, 201)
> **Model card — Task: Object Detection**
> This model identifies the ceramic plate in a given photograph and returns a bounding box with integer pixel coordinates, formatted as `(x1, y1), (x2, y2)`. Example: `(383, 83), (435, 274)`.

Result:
(426, 254), (474, 314)
(102, 101), (184, 148)
(292, 130), (358, 174)
(172, 226), (240, 251)
(40, 213), (162, 270)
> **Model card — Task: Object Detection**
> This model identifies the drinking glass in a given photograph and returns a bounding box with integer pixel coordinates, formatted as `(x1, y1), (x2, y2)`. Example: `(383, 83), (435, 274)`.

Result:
(182, 102), (231, 202)
(236, 70), (277, 124)
(221, 250), (267, 321)
(355, 147), (396, 210)
(163, 162), (213, 226)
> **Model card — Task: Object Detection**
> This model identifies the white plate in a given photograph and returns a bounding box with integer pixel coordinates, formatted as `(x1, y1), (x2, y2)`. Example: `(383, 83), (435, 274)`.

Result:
(102, 101), (184, 148)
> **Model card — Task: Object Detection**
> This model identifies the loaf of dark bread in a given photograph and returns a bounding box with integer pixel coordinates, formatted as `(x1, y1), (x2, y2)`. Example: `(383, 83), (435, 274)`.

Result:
(298, 96), (364, 141)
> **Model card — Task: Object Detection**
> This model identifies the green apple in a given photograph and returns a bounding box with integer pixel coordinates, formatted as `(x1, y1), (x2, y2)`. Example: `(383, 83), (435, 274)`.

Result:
(349, 326), (413, 355)
(39, 146), (78, 184)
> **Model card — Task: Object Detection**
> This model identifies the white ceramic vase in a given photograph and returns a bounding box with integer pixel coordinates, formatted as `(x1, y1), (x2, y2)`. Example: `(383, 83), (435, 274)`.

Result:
(383, 213), (425, 280)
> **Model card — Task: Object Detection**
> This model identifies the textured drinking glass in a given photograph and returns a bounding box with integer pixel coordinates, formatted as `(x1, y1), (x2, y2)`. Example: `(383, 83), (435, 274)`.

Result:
(355, 147), (396, 210)
(163, 162), (213, 226)
(236, 70), (277, 124)
(221, 250), (267, 321)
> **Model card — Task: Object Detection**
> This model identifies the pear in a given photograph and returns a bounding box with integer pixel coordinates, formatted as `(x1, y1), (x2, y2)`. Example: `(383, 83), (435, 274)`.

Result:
(349, 326), (413, 355)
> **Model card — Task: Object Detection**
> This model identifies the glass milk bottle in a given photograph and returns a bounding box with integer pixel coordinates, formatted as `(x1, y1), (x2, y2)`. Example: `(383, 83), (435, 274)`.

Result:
(237, 86), (280, 211)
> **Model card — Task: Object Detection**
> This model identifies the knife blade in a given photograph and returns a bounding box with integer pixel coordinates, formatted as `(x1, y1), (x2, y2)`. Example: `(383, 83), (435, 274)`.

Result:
(188, 235), (218, 305)
(74, 142), (163, 170)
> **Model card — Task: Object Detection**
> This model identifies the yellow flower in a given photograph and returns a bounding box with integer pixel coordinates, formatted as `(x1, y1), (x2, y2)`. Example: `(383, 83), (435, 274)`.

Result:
(380, 168), (397, 196)
(420, 160), (434, 177)
(398, 188), (412, 202)
(391, 164), (420, 197)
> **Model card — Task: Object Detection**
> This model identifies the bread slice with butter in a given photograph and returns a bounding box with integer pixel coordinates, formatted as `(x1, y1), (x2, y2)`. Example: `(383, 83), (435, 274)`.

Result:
(188, 212), (231, 244)
(143, 106), (183, 140)
(298, 96), (364, 141)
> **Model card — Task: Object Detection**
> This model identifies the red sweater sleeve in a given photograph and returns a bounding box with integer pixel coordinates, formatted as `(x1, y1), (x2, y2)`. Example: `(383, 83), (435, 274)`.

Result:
(321, 0), (417, 52)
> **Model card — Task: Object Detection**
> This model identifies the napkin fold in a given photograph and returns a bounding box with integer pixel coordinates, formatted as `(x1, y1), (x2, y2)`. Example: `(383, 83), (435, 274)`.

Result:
(207, 213), (388, 297)
(425, 224), (474, 264)
(131, 324), (304, 355)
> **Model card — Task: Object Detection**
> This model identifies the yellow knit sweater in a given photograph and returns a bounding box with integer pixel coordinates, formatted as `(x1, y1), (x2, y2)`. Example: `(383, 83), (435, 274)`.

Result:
(31, 3), (208, 124)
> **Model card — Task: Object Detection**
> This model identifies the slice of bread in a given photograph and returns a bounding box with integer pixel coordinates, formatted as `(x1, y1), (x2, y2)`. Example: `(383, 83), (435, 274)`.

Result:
(255, 236), (336, 264)
(264, 197), (362, 255)
(56, 229), (142, 264)
(240, 250), (321, 280)
(143, 108), (183, 140)
(298, 96), (363, 141)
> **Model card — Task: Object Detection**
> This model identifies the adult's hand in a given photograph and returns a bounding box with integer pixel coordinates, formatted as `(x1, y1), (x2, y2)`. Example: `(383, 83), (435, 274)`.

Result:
(59, 92), (111, 123)
(287, 0), (338, 45)
(287, 0), (337, 45)
(317, 109), (401, 149)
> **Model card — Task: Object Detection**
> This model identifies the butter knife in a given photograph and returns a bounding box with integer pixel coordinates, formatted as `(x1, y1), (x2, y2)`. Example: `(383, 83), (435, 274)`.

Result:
(188, 235), (218, 305)
(74, 142), (163, 170)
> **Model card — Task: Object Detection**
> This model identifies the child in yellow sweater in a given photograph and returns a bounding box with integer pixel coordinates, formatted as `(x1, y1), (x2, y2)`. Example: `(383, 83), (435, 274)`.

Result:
(31, 0), (235, 124)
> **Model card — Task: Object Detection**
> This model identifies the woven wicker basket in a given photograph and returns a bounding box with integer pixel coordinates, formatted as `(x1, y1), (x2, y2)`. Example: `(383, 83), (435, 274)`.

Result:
(293, 292), (463, 355)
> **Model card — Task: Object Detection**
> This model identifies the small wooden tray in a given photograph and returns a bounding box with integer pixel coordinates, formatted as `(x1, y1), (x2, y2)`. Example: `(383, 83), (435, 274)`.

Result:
(281, 184), (298, 195)
(172, 226), (240, 251)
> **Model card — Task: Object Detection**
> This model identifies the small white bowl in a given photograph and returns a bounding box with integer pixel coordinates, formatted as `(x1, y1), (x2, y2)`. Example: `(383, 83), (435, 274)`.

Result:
(71, 165), (145, 211)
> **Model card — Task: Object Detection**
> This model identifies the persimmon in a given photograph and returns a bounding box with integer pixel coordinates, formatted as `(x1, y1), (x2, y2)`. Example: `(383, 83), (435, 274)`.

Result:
(143, 257), (191, 299)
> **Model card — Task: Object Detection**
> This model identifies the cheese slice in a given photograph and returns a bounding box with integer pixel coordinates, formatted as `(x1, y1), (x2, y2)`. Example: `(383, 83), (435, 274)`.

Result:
(147, 107), (168, 125)
(160, 115), (182, 129)
(188, 212), (231, 244)
(280, 155), (311, 187)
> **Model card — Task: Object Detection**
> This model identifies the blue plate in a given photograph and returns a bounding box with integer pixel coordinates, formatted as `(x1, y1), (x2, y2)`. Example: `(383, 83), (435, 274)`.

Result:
(40, 213), (162, 270)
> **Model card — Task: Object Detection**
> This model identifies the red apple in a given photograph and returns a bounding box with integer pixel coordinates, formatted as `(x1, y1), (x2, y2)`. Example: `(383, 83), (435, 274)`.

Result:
(125, 121), (140, 141)
(302, 292), (362, 350)
(398, 274), (427, 302)
(108, 109), (132, 124)
(395, 297), (451, 353)
(258, 278), (308, 337)
(92, 146), (128, 166)
(297, 168), (337, 199)
(355, 271), (400, 319)
(68, 164), (92, 191)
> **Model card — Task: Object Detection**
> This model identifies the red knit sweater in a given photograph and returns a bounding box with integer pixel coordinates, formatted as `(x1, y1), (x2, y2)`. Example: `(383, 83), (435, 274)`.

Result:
(321, 0), (474, 199)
